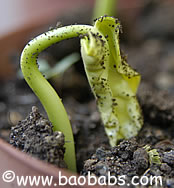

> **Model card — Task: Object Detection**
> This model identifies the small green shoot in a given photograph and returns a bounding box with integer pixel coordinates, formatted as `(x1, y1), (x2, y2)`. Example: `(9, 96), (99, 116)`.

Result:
(144, 145), (161, 165)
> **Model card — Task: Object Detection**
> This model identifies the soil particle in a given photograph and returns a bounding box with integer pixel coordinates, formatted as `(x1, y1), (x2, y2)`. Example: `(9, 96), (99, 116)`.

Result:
(133, 148), (149, 173)
(9, 106), (67, 168)
(162, 150), (174, 166)
(160, 163), (172, 174)
(82, 139), (139, 178)
(155, 140), (174, 151)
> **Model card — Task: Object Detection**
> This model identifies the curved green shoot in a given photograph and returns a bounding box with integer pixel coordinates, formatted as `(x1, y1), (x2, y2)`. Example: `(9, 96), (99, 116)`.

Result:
(20, 25), (93, 172)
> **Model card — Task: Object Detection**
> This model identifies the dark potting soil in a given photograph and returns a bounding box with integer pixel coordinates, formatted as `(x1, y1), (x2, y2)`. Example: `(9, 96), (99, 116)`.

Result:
(9, 106), (67, 168)
(8, 81), (174, 187)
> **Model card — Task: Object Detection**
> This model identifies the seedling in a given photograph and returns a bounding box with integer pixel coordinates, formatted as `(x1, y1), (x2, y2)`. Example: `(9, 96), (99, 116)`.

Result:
(20, 16), (143, 172)
(144, 145), (161, 165)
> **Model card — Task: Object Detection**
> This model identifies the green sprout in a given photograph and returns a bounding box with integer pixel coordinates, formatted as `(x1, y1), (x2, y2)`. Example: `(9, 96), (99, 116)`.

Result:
(20, 16), (143, 172)
(93, 0), (117, 21)
(144, 145), (161, 165)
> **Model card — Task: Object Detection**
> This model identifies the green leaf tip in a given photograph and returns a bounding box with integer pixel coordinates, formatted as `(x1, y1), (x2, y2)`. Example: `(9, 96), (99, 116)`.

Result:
(144, 145), (161, 165)
(81, 16), (143, 146)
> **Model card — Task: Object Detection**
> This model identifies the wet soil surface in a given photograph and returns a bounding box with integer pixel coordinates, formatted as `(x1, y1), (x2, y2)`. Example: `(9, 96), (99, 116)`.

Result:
(0, 1), (174, 187)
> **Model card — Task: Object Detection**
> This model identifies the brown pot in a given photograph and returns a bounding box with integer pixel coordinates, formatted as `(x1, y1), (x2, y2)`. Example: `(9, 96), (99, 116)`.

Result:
(0, 138), (105, 188)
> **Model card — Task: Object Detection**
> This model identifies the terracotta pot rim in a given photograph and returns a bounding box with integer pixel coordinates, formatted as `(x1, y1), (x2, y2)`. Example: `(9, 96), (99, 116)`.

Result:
(0, 138), (74, 178)
(0, 137), (109, 187)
